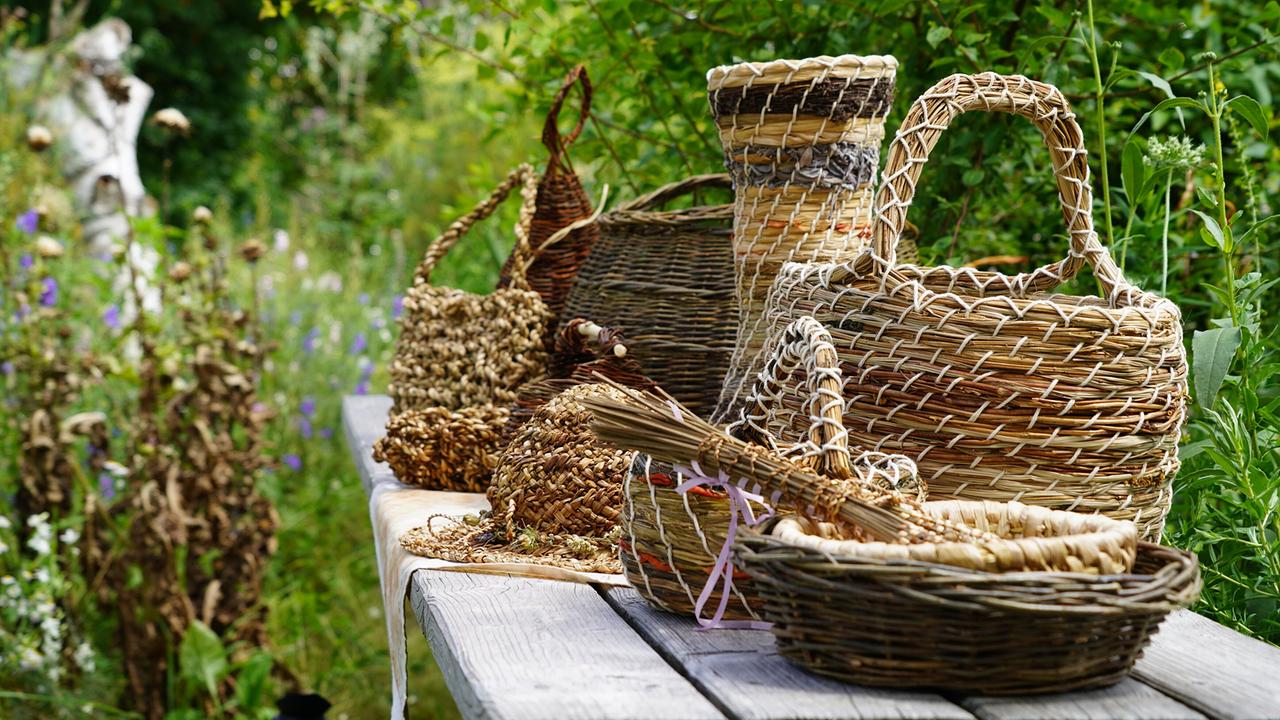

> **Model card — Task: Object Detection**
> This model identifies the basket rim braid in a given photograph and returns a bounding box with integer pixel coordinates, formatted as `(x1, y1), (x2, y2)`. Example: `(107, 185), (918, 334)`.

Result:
(598, 173), (734, 228)
(707, 54), (899, 86)
(769, 499), (1138, 575)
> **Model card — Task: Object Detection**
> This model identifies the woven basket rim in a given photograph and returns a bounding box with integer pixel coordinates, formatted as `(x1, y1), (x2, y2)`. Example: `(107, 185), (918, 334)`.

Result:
(707, 54), (898, 88)
(767, 499), (1139, 574)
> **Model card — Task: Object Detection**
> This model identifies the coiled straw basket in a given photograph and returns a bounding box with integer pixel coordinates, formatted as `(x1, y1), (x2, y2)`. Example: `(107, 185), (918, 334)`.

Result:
(620, 317), (924, 622)
(561, 174), (736, 416)
(760, 73), (1188, 539)
(706, 54), (898, 420)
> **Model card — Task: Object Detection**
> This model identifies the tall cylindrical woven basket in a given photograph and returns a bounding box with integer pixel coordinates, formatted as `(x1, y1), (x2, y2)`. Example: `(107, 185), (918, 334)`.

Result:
(560, 175), (736, 417)
(758, 73), (1189, 540)
(707, 54), (898, 421)
(498, 65), (601, 339)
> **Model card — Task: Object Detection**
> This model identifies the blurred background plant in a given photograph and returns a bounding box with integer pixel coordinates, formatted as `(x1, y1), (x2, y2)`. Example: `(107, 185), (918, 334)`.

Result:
(1, 0), (1277, 717)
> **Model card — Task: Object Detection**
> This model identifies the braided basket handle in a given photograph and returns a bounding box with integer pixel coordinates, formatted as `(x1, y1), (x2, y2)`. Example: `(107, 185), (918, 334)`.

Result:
(614, 173), (732, 213)
(542, 65), (592, 170)
(731, 317), (853, 480)
(870, 73), (1131, 299)
(414, 164), (539, 290)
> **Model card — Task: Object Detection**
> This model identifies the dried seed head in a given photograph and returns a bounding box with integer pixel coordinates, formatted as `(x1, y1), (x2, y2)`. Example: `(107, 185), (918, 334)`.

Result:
(34, 235), (64, 258)
(26, 125), (53, 152)
(168, 261), (193, 283)
(151, 107), (191, 135)
(238, 240), (266, 263)
(192, 205), (213, 224)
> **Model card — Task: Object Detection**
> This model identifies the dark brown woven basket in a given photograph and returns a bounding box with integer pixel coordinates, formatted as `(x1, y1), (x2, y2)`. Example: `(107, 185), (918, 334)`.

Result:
(560, 174), (735, 416)
(734, 517), (1201, 695)
(499, 65), (601, 338)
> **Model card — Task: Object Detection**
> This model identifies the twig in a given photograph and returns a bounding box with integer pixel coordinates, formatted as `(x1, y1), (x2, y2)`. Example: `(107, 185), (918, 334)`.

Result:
(1066, 36), (1274, 101)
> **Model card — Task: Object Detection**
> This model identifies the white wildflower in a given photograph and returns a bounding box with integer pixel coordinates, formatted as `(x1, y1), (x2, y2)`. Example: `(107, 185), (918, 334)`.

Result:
(0, 515), (10, 529)
(34, 235), (64, 258)
(293, 250), (310, 272)
(1144, 135), (1207, 171)
(0, 541), (8, 554)
(273, 228), (290, 252)
(19, 646), (42, 670)
(74, 642), (95, 671)
(59, 528), (79, 545)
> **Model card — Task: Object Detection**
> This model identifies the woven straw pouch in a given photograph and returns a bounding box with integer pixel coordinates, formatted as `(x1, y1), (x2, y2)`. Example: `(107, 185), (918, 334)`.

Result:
(706, 54), (898, 421)
(378, 165), (550, 491)
(560, 174), (736, 416)
(498, 65), (601, 338)
(760, 73), (1189, 540)
(402, 383), (635, 573)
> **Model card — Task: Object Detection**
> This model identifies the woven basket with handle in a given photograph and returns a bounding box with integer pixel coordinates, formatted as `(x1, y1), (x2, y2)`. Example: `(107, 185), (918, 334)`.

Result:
(759, 73), (1188, 540)
(377, 165), (550, 491)
(560, 174), (736, 416)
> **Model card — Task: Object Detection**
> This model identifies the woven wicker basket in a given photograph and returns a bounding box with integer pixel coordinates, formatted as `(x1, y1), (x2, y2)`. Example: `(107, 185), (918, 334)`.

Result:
(759, 73), (1189, 540)
(620, 317), (924, 622)
(706, 54), (898, 421)
(734, 507), (1200, 694)
(498, 65), (601, 339)
(560, 174), (735, 416)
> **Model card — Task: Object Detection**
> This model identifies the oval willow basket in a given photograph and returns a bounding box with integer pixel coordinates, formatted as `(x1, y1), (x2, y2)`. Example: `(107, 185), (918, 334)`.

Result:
(706, 54), (899, 421)
(621, 317), (924, 622)
(759, 73), (1189, 540)
(734, 503), (1200, 695)
(560, 174), (735, 416)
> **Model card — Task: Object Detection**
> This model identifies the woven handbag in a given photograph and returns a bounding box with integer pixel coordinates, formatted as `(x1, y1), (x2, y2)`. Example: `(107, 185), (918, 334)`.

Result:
(378, 165), (550, 491)
(614, 317), (924, 623)
(706, 54), (898, 420)
(498, 65), (600, 338)
(760, 73), (1189, 540)
(560, 174), (736, 416)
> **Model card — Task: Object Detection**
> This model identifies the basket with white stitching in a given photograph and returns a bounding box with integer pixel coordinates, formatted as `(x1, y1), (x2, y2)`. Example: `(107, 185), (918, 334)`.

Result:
(756, 73), (1189, 540)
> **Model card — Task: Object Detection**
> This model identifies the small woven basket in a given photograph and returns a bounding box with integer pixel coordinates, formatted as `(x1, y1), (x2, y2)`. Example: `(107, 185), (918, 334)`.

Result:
(560, 174), (736, 416)
(760, 73), (1189, 539)
(735, 505), (1200, 694)
(620, 317), (924, 622)
(706, 54), (898, 420)
(498, 65), (601, 339)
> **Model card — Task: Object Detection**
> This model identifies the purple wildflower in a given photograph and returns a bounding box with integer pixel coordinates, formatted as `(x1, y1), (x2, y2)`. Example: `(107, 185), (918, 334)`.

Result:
(283, 454), (302, 471)
(354, 380), (370, 396)
(99, 473), (116, 500)
(350, 332), (367, 355)
(289, 310), (303, 325)
(39, 277), (58, 307)
(358, 292), (370, 305)
(103, 305), (121, 329)
(302, 328), (319, 355)
(391, 295), (404, 319)
(300, 396), (317, 418)
(19, 254), (33, 270)
(298, 417), (313, 439)
(2, 361), (14, 376)
(16, 209), (38, 234)
(318, 427), (334, 440)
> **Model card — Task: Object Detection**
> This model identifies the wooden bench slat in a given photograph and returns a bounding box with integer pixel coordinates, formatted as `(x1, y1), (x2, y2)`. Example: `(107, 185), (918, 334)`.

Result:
(961, 680), (1205, 720)
(604, 587), (973, 720)
(411, 571), (725, 720)
(343, 394), (395, 493)
(1132, 609), (1280, 720)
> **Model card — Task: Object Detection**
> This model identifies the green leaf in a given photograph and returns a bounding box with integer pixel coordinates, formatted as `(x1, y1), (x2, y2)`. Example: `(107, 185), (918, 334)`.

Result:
(1226, 96), (1270, 136)
(961, 168), (985, 187)
(1191, 209), (1227, 250)
(1196, 186), (1218, 210)
(1122, 138), (1146, 201)
(180, 620), (227, 700)
(234, 652), (273, 712)
(1193, 326), (1241, 408)
(926, 24), (952, 48)
(1158, 47), (1185, 70)
(1136, 71), (1176, 99)
(1236, 214), (1280, 249)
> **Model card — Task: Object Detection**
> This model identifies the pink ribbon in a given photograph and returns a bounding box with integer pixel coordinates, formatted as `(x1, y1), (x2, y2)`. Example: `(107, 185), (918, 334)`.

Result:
(667, 401), (774, 630)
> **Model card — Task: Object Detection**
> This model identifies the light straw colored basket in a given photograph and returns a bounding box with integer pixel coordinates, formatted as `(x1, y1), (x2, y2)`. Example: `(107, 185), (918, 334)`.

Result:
(758, 73), (1188, 540)
(706, 55), (898, 421)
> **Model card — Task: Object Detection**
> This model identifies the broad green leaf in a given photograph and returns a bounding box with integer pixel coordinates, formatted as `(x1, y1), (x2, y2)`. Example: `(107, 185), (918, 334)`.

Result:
(1136, 71), (1176, 99)
(1122, 138), (1146, 201)
(926, 24), (952, 48)
(1226, 95), (1270, 136)
(234, 652), (273, 712)
(180, 620), (227, 700)
(1196, 186), (1218, 210)
(1158, 47), (1185, 70)
(1193, 326), (1241, 408)
(1236, 214), (1280, 249)
(1191, 209), (1227, 250)
(961, 168), (985, 187)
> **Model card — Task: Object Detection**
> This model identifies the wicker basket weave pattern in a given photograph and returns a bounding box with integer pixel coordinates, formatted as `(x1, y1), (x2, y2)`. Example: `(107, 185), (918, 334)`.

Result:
(707, 55), (898, 421)
(760, 73), (1188, 539)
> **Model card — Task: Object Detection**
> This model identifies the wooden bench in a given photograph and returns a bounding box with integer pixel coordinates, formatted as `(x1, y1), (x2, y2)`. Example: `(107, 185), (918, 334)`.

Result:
(344, 395), (1280, 720)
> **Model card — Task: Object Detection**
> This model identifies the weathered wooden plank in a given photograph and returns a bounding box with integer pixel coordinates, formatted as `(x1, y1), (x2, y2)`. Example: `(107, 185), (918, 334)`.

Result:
(411, 571), (725, 720)
(1133, 609), (1280, 720)
(343, 394), (395, 493)
(961, 680), (1204, 720)
(603, 586), (973, 720)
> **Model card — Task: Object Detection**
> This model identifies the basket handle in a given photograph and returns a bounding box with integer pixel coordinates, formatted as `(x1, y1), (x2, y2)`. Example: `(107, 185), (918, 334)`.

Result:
(614, 174), (732, 213)
(869, 73), (1132, 300)
(413, 164), (539, 290)
(730, 317), (852, 480)
(542, 65), (592, 171)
